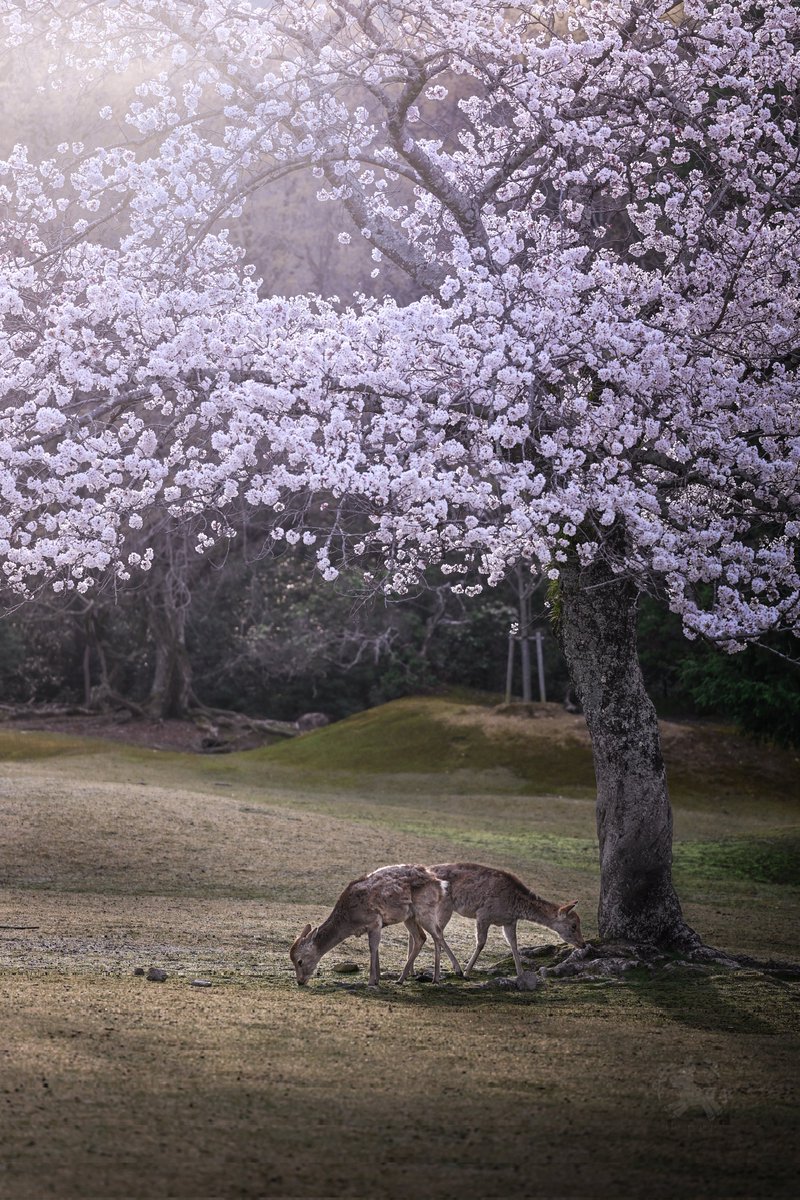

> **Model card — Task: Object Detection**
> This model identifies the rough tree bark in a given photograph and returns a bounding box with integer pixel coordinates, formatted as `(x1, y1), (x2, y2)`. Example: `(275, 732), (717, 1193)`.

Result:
(145, 567), (193, 720)
(557, 552), (695, 947)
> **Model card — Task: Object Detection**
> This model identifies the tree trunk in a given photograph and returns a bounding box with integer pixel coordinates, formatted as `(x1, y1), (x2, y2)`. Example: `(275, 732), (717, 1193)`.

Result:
(516, 563), (533, 702)
(557, 555), (693, 946)
(146, 579), (193, 720)
(83, 610), (113, 710)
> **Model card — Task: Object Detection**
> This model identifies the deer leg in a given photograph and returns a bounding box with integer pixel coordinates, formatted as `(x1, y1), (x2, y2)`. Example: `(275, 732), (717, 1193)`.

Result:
(463, 915), (490, 978)
(502, 922), (524, 977)
(436, 927), (463, 980)
(398, 918), (426, 983)
(420, 922), (463, 982)
(367, 925), (383, 987)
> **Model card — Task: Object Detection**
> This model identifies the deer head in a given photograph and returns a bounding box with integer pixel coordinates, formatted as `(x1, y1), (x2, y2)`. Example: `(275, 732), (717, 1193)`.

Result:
(289, 923), (319, 985)
(553, 901), (586, 948)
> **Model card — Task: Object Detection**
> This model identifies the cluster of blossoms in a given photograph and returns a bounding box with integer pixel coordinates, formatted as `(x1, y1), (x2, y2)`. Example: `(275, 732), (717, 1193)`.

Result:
(0, 0), (798, 647)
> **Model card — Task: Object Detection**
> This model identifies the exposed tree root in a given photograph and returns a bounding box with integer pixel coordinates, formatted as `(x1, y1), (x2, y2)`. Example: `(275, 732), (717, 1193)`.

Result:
(0, 702), (94, 719)
(0, 699), (308, 755)
(187, 705), (300, 751)
(541, 940), (741, 980)
(477, 937), (798, 990)
(0, 695), (144, 720)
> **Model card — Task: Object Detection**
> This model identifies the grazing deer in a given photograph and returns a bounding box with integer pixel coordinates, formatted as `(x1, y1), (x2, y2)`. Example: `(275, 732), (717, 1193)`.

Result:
(289, 863), (463, 987)
(427, 862), (585, 978)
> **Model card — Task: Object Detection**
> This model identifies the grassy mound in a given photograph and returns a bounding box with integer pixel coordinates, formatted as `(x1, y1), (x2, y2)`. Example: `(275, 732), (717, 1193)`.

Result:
(263, 695), (594, 789)
(260, 693), (800, 807)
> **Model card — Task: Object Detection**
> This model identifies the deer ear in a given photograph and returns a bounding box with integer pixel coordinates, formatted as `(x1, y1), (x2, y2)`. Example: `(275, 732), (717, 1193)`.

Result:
(291, 923), (313, 950)
(559, 901), (578, 914)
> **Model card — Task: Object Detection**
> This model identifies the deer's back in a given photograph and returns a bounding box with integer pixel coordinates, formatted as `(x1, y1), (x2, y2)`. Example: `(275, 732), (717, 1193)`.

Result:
(428, 862), (529, 920)
(341, 863), (445, 928)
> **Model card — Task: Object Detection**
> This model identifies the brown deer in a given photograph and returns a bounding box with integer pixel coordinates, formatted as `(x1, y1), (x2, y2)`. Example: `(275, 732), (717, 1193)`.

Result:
(427, 862), (585, 978)
(289, 863), (463, 987)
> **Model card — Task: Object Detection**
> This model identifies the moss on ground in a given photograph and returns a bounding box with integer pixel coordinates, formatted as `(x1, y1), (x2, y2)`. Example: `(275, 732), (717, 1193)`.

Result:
(0, 730), (110, 760)
(258, 694), (799, 808)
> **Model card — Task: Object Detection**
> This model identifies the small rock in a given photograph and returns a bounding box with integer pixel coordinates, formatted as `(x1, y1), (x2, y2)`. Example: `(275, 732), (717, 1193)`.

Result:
(414, 969), (435, 983)
(200, 736), (232, 753)
(132, 967), (145, 977)
(332, 961), (360, 974)
(516, 970), (543, 992)
(146, 967), (168, 982)
(474, 976), (519, 991)
(191, 979), (213, 988)
(296, 711), (329, 732)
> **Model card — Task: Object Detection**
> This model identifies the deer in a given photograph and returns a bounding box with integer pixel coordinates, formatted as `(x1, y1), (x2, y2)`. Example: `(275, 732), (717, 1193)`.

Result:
(289, 863), (463, 987)
(426, 862), (586, 978)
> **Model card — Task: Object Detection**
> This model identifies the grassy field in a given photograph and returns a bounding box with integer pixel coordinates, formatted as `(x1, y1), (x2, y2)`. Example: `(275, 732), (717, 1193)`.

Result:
(1, 696), (798, 1198)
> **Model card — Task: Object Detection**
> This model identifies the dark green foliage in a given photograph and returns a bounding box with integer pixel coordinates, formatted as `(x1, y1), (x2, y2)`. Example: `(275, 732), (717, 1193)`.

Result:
(186, 553), (539, 719)
(0, 601), (84, 704)
(637, 597), (800, 747)
(0, 619), (26, 696)
(0, 591), (153, 708)
(677, 641), (800, 747)
(636, 597), (697, 713)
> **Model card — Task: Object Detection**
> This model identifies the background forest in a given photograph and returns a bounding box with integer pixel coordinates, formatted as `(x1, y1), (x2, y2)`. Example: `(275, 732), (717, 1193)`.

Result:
(2, 550), (798, 745)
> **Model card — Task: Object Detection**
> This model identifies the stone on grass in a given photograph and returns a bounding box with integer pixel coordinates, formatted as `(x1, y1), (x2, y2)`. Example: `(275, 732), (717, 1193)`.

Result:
(332, 961), (360, 974)
(146, 967), (168, 982)
(296, 712), (329, 732)
(473, 976), (519, 991)
(191, 979), (213, 988)
(516, 970), (543, 992)
(132, 967), (145, 976)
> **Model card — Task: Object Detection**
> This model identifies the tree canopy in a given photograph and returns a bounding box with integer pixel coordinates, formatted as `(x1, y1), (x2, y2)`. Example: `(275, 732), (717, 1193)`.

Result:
(1, 0), (797, 648)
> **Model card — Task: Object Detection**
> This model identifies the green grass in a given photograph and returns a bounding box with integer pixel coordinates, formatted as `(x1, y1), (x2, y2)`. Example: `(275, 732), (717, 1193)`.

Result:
(261, 696), (598, 791)
(2, 695), (798, 900)
(674, 836), (800, 887)
(3, 692), (797, 806)
(258, 695), (800, 807)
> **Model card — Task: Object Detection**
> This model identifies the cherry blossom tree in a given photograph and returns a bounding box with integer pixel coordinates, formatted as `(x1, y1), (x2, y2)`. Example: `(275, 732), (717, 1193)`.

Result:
(1, 0), (798, 946)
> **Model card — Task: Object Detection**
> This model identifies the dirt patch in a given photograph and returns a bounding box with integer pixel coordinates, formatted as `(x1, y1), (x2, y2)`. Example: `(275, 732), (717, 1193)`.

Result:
(0, 763), (469, 904)
(441, 700), (592, 745)
(0, 713), (213, 753)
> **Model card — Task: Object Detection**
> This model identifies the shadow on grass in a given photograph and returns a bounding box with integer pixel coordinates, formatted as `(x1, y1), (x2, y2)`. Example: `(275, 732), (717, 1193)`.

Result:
(626, 969), (798, 1037)
(311, 978), (539, 1009)
(311, 964), (800, 1036)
